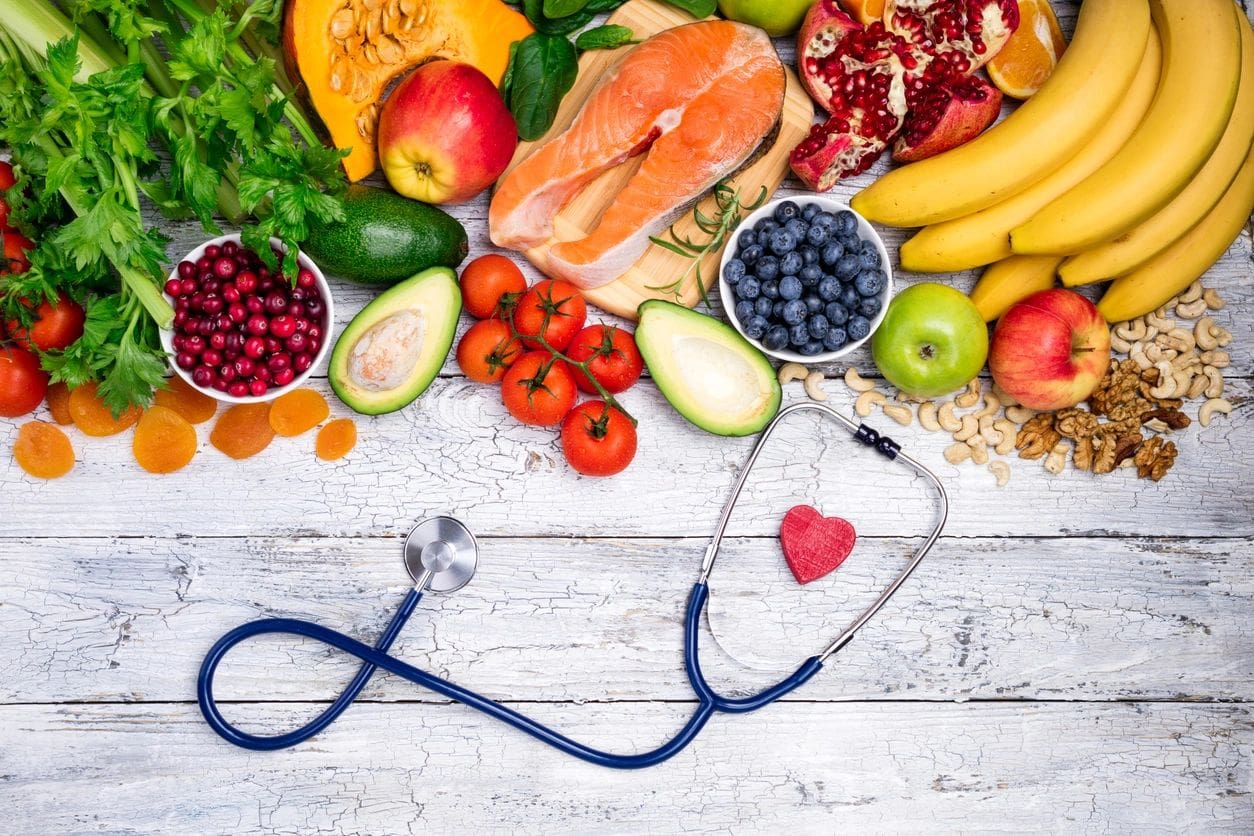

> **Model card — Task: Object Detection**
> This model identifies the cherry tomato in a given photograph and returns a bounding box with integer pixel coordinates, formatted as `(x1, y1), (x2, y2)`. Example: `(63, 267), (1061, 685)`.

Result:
(500, 350), (577, 426)
(565, 324), (644, 394)
(7, 293), (86, 352)
(0, 161), (14, 231)
(512, 279), (586, 351)
(456, 319), (522, 384)
(3, 231), (33, 273)
(0, 346), (50, 418)
(561, 401), (637, 477)
(459, 254), (527, 319)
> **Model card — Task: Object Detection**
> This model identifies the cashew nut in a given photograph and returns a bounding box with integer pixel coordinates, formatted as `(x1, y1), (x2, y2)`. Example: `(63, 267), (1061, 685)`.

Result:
(1145, 343), (1177, 364)
(954, 414), (979, 442)
(954, 380), (981, 409)
(1148, 362), (1177, 399)
(1043, 441), (1069, 475)
(803, 371), (828, 402)
(1198, 397), (1233, 427)
(944, 442), (972, 465)
(1214, 326), (1232, 348)
(1114, 319), (1148, 342)
(1170, 351), (1200, 372)
(854, 389), (886, 417)
(1129, 346), (1152, 371)
(988, 460), (1011, 487)
(1178, 280), (1203, 304)
(1159, 327), (1195, 353)
(974, 391), (1001, 420)
(1175, 298), (1208, 319)
(882, 403), (913, 426)
(778, 362), (809, 384)
(1194, 317), (1219, 351)
(1185, 373), (1208, 400)
(917, 401), (941, 432)
(1145, 309), (1175, 333)
(967, 436), (989, 465)
(843, 367), (877, 392)
(979, 418), (1002, 447)
(1200, 350), (1230, 368)
(1004, 405), (1036, 425)
(993, 419), (1018, 455)
(1110, 331), (1132, 354)
(937, 401), (962, 432)
(1202, 287), (1225, 310)
(1201, 365), (1224, 399)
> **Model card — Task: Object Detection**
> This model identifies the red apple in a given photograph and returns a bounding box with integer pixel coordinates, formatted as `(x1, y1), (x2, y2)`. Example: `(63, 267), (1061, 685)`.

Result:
(377, 60), (517, 205)
(989, 289), (1111, 411)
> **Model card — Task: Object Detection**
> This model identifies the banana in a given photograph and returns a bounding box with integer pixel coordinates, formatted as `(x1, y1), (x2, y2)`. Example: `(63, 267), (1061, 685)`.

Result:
(1097, 145), (1254, 323)
(1061, 17), (1254, 285)
(850, 0), (1151, 227)
(1012, 0), (1243, 255)
(969, 255), (1062, 322)
(899, 29), (1162, 273)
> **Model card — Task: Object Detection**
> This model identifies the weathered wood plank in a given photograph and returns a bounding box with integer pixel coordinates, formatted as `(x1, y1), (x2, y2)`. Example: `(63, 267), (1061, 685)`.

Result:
(1, 702), (1248, 833)
(2, 536), (1249, 704)
(2, 377), (1248, 539)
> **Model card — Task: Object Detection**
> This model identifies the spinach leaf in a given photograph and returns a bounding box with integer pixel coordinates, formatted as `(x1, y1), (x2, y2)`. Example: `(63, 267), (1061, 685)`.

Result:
(575, 24), (637, 51)
(659, 0), (717, 16)
(543, 0), (590, 16)
(585, 0), (627, 11)
(507, 34), (579, 141)
(523, 0), (596, 34)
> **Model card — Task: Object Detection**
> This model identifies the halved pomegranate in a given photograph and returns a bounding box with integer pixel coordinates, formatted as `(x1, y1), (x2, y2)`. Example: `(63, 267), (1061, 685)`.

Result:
(893, 74), (1003, 162)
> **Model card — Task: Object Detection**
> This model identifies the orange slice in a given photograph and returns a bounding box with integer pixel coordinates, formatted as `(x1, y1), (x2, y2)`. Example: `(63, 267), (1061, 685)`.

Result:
(987, 0), (1067, 100)
(839, 0), (885, 24)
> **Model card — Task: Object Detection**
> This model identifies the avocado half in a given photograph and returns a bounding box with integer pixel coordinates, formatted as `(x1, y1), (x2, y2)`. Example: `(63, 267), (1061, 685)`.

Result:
(635, 300), (781, 437)
(329, 267), (461, 415)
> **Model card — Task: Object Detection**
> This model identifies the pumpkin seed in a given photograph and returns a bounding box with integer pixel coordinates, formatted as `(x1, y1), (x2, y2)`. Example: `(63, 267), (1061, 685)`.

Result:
(330, 8), (354, 38)
(375, 36), (402, 63)
(362, 0), (381, 10)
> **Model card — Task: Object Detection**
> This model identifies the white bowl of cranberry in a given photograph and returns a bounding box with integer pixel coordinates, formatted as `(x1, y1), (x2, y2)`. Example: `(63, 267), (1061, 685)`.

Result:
(160, 234), (334, 403)
(719, 196), (893, 363)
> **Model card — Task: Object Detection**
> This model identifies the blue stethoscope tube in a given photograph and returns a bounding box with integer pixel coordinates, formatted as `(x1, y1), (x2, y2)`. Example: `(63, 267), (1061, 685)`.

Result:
(197, 581), (822, 768)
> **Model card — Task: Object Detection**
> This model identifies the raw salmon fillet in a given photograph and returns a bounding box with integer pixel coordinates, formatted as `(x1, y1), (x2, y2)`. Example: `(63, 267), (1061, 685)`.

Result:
(489, 21), (784, 288)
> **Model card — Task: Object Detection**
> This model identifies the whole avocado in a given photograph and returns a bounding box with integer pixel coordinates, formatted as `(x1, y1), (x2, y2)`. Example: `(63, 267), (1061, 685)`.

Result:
(303, 185), (468, 285)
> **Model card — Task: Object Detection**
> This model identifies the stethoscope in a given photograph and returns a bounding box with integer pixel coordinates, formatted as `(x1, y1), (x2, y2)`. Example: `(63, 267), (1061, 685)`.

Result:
(197, 402), (949, 769)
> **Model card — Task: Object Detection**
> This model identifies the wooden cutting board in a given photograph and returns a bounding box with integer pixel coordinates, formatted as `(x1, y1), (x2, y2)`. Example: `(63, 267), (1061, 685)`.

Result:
(499, 0), (814, 320)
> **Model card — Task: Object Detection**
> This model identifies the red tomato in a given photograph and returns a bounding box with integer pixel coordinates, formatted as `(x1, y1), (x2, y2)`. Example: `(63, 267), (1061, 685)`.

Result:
(3, 231), (33, 273)
(459, 254), (527, 319)
(500, 351), (577, 426)
(512, 279), (586, 351)
(561, 401), (638, 477)
(0, 346), (50, 418)
(456, 319), (522, 384)
(565, 325), (644, 394)
(7, 293), (86, 352)
(0, 161), (14, 231)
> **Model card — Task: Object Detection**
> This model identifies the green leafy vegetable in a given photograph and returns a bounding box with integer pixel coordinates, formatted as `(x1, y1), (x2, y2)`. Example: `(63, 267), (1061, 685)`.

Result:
(543, 0), (591, 17)
(523, 0), (596, 36)
(660, 0), (717, 16)
(575, 24), (636, 51)
(506, 33), (578, 142)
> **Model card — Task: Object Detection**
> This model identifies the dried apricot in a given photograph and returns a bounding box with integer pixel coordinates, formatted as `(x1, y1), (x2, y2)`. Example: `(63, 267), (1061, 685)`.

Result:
(68, 381), (141, 436)
(210, 402), (276, 460)
(14, 421), (75, 479)
(315, 418), (357, 461)
(45, 382), (73, 425)
(154, 376), (218, 424)
(132, 406), (198, 474)
(269, 388), (330, 437)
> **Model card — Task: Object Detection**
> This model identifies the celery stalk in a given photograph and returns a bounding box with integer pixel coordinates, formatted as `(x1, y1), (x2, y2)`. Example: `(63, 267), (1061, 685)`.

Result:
(5, 0), (116, 79)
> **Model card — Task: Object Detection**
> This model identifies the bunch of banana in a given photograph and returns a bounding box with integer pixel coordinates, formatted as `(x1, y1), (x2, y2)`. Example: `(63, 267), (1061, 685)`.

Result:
(855, 0), (1254, 324)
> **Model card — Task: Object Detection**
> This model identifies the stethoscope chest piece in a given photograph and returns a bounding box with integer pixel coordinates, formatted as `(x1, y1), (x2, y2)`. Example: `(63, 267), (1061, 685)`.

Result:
(404, 516), (478, 593)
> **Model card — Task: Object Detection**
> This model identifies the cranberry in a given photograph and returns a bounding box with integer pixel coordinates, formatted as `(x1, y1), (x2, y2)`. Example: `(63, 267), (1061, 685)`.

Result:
(196, 255), (213, 272)
(192, 366), (214, 388)
(268, 352), (291, 372)
(234, 357), (255, 378)
(222, 240), (239, 257)
(235, 271), (258, 294)
(306, 338), (321, 356)
(184, 316), (202, 334)
(180, 278), (198, 296)
(223, 284), (240, 303)
(165, 278), (182, 297)
(290, 287), (307, 303)
(307, 325), (323, 342)
(264, 291), (287, 315)
(285, 332), (308, 354)
(269, 314), (296, 339)
(287, 302), (306, 320)
(254, 365), (272, 382)
(198, 319), (216, 337)
(176, 352), (197, 370)
(264, 336), (282, 354)
(212, 378), (229, 392)
(202, 295), (224, 316)
(185, 335), (206, 354)
(202, 279), (221, 294)
(243, 336), (266, 359)
(293, 353), (313, 373)
(228, 381), (249, 398)
(209, 332), (227, 351)
(246, 314), (269, 336)
(173, 309), (189, 328)
(258, 277), (275, 294)
(305, 298), (325, 319)
(297, 268), (316, 289)
(273, 368), (295, 387)
(190, 292), (207, 311)
(178, 261), (196, 279)
(249, 380), (269, 397)
(228, 303), (248, 323)
(220, 364), (237, 383)
(206, 244), (222, 258)
(175, 298), (190, 313)
(202, 349), (223, 367)
(293, 317), (310, 334)
(225, 332), (244, 354)
(246, 297), (265, 315)
(213, 257), (237, 280)
(216, 314), (233, 332)
(172, 334), (187, 351)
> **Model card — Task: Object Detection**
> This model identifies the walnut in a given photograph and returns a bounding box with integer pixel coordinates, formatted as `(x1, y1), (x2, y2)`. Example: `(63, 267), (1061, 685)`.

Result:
(1134, 437), (1178, 481)
(1056, 408), (1100, 440)
(1091, 433), (1118, 475)
(1112, 433), (1145, 466)
(1073, 434), (1095, 471)
(1016, 413), (1061, 460)
(1089, 359), (1143, 417)
(1140, 408), (1191, 431)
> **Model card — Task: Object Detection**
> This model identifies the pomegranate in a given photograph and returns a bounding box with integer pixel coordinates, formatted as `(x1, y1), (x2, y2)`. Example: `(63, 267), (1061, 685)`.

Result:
(893, 74), (1002, 162)
(884, 0), (1020, 77)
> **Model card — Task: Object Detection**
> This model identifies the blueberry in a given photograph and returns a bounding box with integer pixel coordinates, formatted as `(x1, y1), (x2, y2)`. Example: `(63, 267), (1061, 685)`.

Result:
(839, 233), (861, 251)
(744, 315), (768, 340)
(801, 341), (824, 357)
(757, 229), (773, 246)
(854, 269), (885, 297)
(818, 277), (840, 301)
(822, 328), (848, 351)
(740, 243), (764, 265)
(858, 295), (882, 318)
(799, 245), (820, 266)
(801, 203), (820, 221)
(808, 314), (830, 340)
(858, 253), (880, 275)
(834, 210), (857, 236)
(762, 279), (780, 300)
(825, 301), (849, 325)
(804, 294), (823, 314)
(782, 299), (808, 325)
(734, 300), (754, 322)
(737, 229), (756, 250)
(784, 218), (809, 242)
(834, 253), (860, 279)
(755, 255), (779, 281)
(763, 325), (790, 351)
(789, 323), (811, 347)
(773, 201), (801, 223)
(779, 275), (803, 300)
(847, 315), (871, 341)
(821, 241), (845, 267)
(840, 286), (860, 310)
(799, 265), (823, 287)
(724, 258), (746, 285)
(769, 229), (797, 256)
(773, 300), (786, 319)
(738, 276), (760, 300)
(779, 251), (803, 276)
(813, 211), (837, 230)
(756, 218), (780, 234)
(858, 239), (879, 258)
(755, 297), (774, 318)
(805, 224), (830, 247)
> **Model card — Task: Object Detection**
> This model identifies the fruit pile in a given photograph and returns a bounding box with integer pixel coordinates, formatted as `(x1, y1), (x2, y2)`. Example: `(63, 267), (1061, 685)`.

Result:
(454, 255), (643, 477)
(724, 201), (887, 355)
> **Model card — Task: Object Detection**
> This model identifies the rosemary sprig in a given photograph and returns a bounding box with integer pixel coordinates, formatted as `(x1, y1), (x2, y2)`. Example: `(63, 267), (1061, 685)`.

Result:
(646, 179), (768, 307)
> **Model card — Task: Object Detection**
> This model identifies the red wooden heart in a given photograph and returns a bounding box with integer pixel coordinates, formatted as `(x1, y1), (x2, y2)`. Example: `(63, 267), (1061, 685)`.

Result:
(779, 505), (857, 585)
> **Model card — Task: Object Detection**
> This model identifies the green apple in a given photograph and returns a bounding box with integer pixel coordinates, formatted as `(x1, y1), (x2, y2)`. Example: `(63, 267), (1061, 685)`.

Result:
(871, 283), (989, 398)
(717, 0), (813, 36)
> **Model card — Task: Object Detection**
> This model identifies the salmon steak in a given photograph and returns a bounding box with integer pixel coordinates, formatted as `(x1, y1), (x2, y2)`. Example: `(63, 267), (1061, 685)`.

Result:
(489, 20), (785, 289)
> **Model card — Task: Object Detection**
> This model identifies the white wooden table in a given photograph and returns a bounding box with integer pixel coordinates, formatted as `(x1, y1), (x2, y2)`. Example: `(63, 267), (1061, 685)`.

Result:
(3, 5), (1252, 832)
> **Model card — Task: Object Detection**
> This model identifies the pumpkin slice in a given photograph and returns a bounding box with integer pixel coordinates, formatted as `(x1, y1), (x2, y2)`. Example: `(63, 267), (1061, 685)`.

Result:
(284, 0), (534, 182)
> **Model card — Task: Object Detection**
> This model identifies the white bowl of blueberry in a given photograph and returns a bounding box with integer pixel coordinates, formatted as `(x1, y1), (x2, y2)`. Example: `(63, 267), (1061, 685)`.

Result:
(719, 196), (892, 362)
